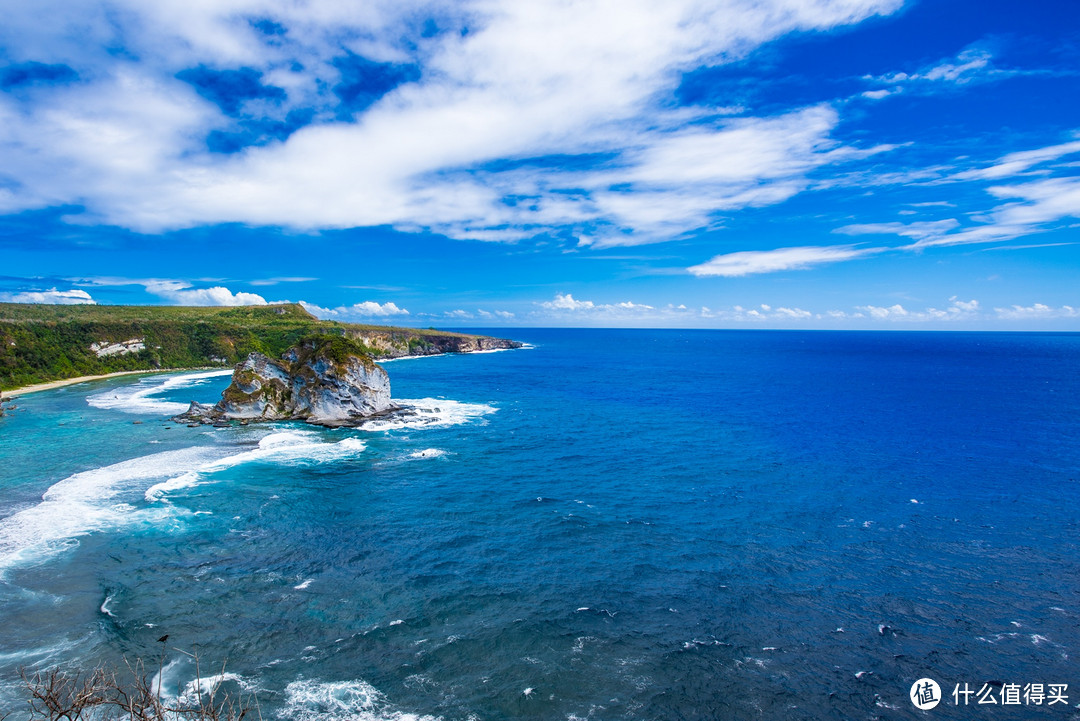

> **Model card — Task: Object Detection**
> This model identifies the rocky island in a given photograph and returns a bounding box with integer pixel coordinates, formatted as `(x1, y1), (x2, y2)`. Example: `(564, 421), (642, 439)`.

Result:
(177, 335), (398, 427)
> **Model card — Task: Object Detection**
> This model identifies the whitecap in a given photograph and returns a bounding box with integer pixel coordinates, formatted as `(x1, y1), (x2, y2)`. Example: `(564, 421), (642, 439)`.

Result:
(360, 398), (496, 432)
(0, 446), (227, 575)
(178, 672), (244, 705)
(280, 678), (439, 721)
(375, 355), (438, 364)
(294, 579), (314, 590)
(146, 432), (367, 502)
(408, 449), (447, 459)
(87, 369), (233, 416)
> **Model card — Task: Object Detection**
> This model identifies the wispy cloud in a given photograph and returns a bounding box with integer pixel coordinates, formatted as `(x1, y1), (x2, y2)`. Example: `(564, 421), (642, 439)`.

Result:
(687, 244), (876, 277)
(823, 136), (1080, 260)
(834, 219), (959, 241)
(838, 175), (1080, 250)
(863, 48), (1001, 94)
(951, 139), (1080, 181)
(248, 276), (318, 286)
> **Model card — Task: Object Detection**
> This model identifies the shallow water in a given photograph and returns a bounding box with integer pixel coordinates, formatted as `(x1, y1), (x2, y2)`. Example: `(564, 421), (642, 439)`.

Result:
(2, 330), (1079, 719)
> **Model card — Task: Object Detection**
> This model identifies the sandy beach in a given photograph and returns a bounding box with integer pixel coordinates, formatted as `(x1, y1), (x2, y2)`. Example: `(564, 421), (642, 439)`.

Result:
(2, 367), (218, 397)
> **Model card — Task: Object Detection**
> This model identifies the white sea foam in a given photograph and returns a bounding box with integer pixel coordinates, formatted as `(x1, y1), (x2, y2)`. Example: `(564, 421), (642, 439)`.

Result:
(0, 446), (225, 575)
(295, 579), (314, 590)
(87, 369), (234, 416)
(361, 399), (496, 432)
(409, 449), (447, 459)
(178, 672), (244, 705)
(145, 432), (367, 502)
(376, 355), (438, 364)
(151, 657), (186, 698)
(280, 679), (439, 721)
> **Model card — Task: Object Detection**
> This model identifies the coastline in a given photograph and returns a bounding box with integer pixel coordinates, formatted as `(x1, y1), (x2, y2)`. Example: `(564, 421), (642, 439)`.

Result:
(2, 346), (531, 398)
(2, 367), (220, 397)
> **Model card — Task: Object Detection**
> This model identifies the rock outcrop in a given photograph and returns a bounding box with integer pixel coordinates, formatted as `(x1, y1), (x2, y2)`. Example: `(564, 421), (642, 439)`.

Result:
(177, 336), (394, 427)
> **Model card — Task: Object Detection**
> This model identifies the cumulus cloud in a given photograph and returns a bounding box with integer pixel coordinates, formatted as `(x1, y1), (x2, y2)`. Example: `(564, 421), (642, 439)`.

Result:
(143, 280), (269, 306)
(0, 0), (902, 245)
(541, 293), (595, 311)
(0, 288), (96, 304)
(687, 244), (875, 277)
(853, 298), (981, 321)
(701, 304), (817, 322)
(995, 303), (1080, 320)
(300, 300), (409, 318)
(537, 293), (670, 321)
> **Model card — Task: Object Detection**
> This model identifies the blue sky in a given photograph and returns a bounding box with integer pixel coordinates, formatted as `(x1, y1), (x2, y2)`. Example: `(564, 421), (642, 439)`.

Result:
(1, 0), (1078, 329)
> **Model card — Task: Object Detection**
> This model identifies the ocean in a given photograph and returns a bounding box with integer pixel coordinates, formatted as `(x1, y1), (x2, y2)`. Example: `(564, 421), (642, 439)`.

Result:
(1, 329), (1078, 720)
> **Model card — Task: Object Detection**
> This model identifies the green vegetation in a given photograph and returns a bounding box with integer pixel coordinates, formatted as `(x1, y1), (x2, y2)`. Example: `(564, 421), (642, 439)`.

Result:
(292, 333), (378, 371)
(0, 303), (513, 391)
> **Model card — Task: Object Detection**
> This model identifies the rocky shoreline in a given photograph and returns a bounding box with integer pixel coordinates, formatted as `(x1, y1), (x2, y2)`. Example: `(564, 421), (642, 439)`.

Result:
(175, 333), (518, 429)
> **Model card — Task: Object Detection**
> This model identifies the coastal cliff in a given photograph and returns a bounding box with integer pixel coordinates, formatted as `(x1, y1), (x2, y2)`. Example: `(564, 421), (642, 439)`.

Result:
(0, 302), (521, 391)
(347, 328), (518, 358)
(178, 336), (394, 427)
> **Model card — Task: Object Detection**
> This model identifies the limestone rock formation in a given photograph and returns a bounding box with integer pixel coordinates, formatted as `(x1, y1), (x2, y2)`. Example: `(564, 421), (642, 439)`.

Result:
(177, 336), (394, 427)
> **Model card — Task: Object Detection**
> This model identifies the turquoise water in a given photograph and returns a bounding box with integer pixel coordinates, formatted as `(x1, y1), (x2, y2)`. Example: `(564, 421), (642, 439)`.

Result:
(1, 330), (1079, 719)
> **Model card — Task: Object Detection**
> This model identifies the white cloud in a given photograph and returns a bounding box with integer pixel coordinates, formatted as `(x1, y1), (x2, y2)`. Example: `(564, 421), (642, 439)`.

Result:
(952, 139), (1080, 181)
(866, 48), (997, 88)
(537, 293), (669, 320)
(861, 88), (896, 100)
(248, 277), (318, 286)
(0, 0), (902, 244)
(541, 293), (595, 311)
(0, 288), (96, 305)
(477, 309), (514, 319)
(908, 176), (1080, 249)
(854, 298), (981, 322)
(831, 146), (1080, 253)
(143, 280), (269, 306)
(704, 304), (817, 323)
(687, 244), (874, 277)
(834, 219), (959, 241)
(301, 300), (410, 318)
(995, 303), (1080, 320)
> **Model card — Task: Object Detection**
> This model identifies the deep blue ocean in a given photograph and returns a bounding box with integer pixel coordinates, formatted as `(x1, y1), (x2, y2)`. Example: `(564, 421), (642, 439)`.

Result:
(1, 329), (1079, 720)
